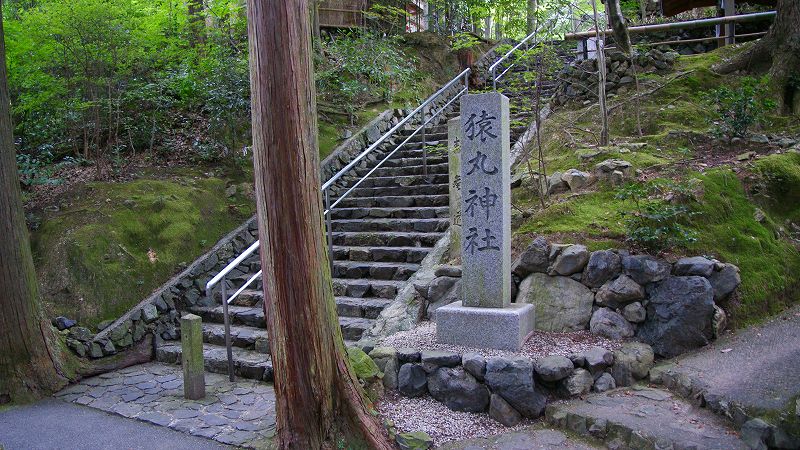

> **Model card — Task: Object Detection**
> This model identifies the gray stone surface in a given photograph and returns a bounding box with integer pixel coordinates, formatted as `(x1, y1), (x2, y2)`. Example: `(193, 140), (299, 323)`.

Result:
(459, 92), (511, 308)
(622, 255), (671, 285)
(674, 256), (714, 277)
(612, 342), (655, 387)
(533, 356), (574, 382)
(484, 357), (546, 418)
(581, 347), (614, 375)
(651, 306), (800, 443)
(511, 236), (550, 277)
(517, 273), (593, 332)
(448, 117), (463, 259)
(488, 394), (522, 427)
(420, 350), (461, 368)
(582, 250), (621, 288)
(545, 387), (747, 449)
(594, 274), (644, 308)
(435, 301), (535, 352)
(708, 263), (741, 301)
(0, 399), (230, 450)
(589, 308), (634, 340)
(621, 302), (646, 323)
(398, 363), (428, 397)
(592, 373), (616, 393)
(427, 367), (490, 413)
(461, 353), (486, 381)
(53, 363), (274, 448)
(561, 168), (592, 191)
(437, 425), (600, 450)
(550, 245), (589, 276)
(558, 368), (593, 397)
(636, 276), (715, 358)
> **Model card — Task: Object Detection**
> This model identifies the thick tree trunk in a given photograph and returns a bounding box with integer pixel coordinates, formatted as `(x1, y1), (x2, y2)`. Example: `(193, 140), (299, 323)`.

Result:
(0, 4), (67, 404)
(187, 0), (206, 47)
(245, 0), (392, 448)
(526, 0), (537, 35)
(606, 0), (632, 55)
(716, 0), (800, 114)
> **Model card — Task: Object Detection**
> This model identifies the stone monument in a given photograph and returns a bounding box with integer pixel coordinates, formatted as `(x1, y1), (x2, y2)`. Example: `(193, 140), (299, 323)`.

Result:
(436, 92), (535, 351)
(181, 314), (206, 400)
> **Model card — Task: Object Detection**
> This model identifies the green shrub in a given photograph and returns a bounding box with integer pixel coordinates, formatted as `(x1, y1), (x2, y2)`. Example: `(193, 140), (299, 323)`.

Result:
(705, 76), (775, 140)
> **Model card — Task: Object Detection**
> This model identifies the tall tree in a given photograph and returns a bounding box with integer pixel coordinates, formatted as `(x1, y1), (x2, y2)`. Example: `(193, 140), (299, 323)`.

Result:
(716, 0), (800, 114)
(245, 0), (392, 448)
(0, 0), (67, 404)
(605, 0), (631, 55)
(526, 0), (537, 35)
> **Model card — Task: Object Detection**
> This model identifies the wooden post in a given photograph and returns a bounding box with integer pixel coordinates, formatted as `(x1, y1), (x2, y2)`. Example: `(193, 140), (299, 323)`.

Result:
(181, 314), (205, 400)
(725, 0), (736, 45)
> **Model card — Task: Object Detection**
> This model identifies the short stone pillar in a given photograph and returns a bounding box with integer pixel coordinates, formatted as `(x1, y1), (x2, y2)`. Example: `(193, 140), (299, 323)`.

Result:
(436, 92), (535, 352)
(180, 314), (205, 400)
(448, 116), (462, 258)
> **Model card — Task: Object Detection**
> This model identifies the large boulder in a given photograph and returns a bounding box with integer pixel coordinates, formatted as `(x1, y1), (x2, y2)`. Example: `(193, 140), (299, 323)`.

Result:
(518, 273), (594, 332)
(533, 356), (574, 382)
(590, 308), (635, 340)
(484, 357), (546, 418)
(595, 274), (645, 308)
(558, 368), (593, 397)
(708, 263), (741, 301)
(398, 363), (428, 397)
(673, 256), (714, 277)
(583, 250), (622, 288)
(551, 244), (590, 276)
(581, 346), (614, 375)
(489, 394), (522, 426)
(547, 171), (570, 195)
(636, 276), (715, 358)
(561, 169), (593, 191)
(512, 237), (550, 277)
(427, 367), (490, 413)
(622, 255), (671, 285)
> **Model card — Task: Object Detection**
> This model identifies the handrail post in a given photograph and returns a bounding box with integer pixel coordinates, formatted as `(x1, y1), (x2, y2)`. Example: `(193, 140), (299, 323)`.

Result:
(221, 280), (235, 382)
(492, 67), (497, 90)
(324, 189), (334, 269)
(422, 104), (428, 177)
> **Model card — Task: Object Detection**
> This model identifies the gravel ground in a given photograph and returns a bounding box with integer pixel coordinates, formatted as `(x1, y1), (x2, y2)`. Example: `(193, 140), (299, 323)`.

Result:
(378, 322), (623, 359)
(378, 392), (535, 447)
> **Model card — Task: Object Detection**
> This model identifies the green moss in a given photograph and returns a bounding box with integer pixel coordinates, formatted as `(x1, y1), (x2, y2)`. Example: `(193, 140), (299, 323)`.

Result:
(346, 346), (382, 382)
(689, 169), (800, 325)
(751, 152), (800, 223)
(31, 175), (254, 326)
(516, 190), (627, 239)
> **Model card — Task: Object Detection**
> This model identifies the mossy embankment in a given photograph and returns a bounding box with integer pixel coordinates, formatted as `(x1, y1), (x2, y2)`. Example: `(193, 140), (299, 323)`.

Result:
(512, 43), (800, 326)
(30, 167), (255, 327)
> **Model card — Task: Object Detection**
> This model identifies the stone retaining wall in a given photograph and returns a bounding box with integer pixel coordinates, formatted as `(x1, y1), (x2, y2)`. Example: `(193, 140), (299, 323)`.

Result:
(416, 238), (740, 359)
(367, 342), (655, 426)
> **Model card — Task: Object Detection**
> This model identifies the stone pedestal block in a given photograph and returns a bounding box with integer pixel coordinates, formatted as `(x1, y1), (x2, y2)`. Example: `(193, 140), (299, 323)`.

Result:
(180, 314), (205, 400)
(436, 301), (535, 351)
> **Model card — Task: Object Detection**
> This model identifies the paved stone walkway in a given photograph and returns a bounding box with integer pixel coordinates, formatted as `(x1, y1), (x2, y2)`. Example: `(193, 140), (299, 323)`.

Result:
(0, 398), (229, 450)
(652, 305), (800, 420)
(437, 425), (601, 449)
(545, 386), (747, 449)
(54, 362), (276, 448)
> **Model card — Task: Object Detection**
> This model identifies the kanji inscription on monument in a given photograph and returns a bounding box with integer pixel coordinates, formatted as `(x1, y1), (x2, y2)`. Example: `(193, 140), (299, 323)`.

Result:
(448, 117), (462, 258)
(460, 92), (511, 308)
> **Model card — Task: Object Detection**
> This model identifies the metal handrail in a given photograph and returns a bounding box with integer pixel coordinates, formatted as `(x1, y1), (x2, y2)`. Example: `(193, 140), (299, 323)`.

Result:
(205, 67), (471, 381)
(489, 18), (560, 90)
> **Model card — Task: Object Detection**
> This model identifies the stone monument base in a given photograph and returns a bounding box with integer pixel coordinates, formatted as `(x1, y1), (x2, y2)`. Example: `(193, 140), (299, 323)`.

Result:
(435, 301), (535, 352)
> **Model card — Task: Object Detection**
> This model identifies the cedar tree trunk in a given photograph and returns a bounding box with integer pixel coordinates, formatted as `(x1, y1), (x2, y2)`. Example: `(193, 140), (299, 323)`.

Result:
(716, 0), (800, 114)
(526, 0), (537, 35)
(0, 3), (67, 404)
(245, 0), (392, 448)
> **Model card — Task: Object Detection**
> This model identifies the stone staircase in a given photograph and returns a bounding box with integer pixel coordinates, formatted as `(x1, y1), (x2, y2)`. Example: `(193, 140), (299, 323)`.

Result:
(156, 112), (459, 381)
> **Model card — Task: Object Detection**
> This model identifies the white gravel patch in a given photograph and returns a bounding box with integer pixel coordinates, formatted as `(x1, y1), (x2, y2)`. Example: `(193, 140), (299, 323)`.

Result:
(378, 322), (623, 359)
(378, 393), (534, 447)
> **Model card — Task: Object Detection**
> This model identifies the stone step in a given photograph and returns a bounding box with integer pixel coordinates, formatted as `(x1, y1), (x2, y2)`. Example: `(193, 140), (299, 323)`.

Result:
(545, 387), (747, 450)
(380, 156), (448, 167)
(389, 148), (450, 160)
(189, 305), (266, 328)
(330, 206), (448, 220)
(334, 192), (449, 208)
(335, 296), (392, 319)
(156, 342), (274, 382)
(353, 163), (449, 177)
(346, 184), (448, 198)
(342, 173), (448, 188)
(331, 260), (420, 281)
(331, 218), (449, 233)
(331, 230), (444, 247)
(332, 245), (431, 263)
(397, 131), (448, 142)
(332, 278), (406, 299)
(202, 323), (269, 353)
(338, 316), (376, 341)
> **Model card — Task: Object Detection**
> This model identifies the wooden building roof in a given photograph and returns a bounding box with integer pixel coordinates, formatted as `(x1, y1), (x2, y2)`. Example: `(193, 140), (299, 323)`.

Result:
(661, 0), (776, 16)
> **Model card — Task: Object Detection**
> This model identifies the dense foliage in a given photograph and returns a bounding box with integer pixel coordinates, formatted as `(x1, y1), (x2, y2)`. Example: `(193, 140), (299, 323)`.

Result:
(705, 76), (776, 140)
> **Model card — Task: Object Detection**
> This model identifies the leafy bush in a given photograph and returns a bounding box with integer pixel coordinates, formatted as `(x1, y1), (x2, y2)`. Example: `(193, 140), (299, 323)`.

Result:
(616, 180), (700, 253)
(705, 76), (775, 140)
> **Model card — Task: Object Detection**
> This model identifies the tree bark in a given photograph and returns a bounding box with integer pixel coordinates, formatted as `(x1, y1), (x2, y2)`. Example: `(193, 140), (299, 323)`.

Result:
(245, 0), (392, 448)
(526, 0), (537, 35)
(0, 3), (67, 404)
(606, 0), (632, 55)
(187, 0), (206, 47)
(716, 0), (800, 114)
